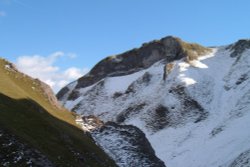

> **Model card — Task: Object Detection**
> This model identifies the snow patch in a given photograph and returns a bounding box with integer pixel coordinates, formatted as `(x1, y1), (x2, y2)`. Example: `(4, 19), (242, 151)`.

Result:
(105, 70), (145, 95)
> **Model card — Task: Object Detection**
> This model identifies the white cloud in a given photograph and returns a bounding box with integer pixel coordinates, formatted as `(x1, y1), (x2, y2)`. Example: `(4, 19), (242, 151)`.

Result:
(16, 52), (89, 93)
(0, 11), (6, 17)
(63, 67), (88, 79)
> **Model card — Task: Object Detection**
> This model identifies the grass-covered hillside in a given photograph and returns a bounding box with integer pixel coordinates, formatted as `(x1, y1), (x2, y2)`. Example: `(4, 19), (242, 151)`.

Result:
(0, 58), (116, 167)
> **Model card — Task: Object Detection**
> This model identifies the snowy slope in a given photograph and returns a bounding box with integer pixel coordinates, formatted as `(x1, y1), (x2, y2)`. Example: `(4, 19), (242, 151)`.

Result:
(59, 39), (250, 167)
(92, 122), (165, 167)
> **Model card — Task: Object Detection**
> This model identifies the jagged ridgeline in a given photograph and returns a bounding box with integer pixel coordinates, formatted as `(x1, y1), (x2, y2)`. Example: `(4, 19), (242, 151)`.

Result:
(0, 58), (116, 167)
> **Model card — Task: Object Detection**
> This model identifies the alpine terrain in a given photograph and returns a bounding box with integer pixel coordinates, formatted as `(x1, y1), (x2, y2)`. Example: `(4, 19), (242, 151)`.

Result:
(0, 58), (117, 167)
(58, 36), (250, 167)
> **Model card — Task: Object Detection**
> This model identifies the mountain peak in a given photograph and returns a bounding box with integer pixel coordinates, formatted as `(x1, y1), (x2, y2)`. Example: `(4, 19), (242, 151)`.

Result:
(57, 36), (211, 100)
(57, 36), (250, 167)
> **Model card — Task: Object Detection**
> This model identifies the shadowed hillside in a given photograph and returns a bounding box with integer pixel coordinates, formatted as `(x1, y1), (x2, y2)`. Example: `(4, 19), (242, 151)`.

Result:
(0, 58), (117, 167)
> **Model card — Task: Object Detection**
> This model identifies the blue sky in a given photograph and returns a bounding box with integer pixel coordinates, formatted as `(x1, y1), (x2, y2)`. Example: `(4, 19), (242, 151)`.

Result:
(0, 0), (250, 91)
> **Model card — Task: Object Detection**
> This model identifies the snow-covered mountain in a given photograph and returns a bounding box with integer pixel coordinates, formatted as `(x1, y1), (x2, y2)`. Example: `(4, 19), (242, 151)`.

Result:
(57, 36), (250, 167)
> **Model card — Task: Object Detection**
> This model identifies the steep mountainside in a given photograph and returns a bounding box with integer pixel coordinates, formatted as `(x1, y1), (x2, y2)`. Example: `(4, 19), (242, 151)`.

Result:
(58, 37), (250, 167)
(57, 36), (210, 101)
(0, 58), (116, 167)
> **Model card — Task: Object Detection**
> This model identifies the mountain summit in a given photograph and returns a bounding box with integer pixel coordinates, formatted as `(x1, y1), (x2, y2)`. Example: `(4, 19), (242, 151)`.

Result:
(58, 36), (250, 167)
(57, 36), (210, 101)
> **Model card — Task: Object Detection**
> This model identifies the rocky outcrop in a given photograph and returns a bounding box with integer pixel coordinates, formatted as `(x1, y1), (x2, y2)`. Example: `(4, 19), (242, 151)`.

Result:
(76, 36), (183, 88)
(228, 39), (250, 58)
(56, 86), (70, 102)
(76, 115), (104, 132)
(57, 36), (210, 100)
(92, 122), (166, 167)
(37, 79), (62, 109)
(229, 149), (250, 167)
(75, 115), (166, 166)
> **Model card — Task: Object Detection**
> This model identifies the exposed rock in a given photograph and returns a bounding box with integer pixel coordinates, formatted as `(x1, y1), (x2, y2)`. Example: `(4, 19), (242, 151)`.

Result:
(37, 79), (62, 109)
(145, 105), (171, 132)
(116, 103), (147, 123)
(67, 90), (80, 101)
(92, 122), (166, 167)
(144, 85), (208, 133)
(76, 115), (104, 132)
(229, 149), (250, 167)
(171, 85), (208, 123)
(210, 125), (225, 137)
(112, 92), (123, 99)
(3, 60), (18, 72)
(228, 39), (250, 58)
(56, 86), (70, 100)
(72, 36), (208, 90)
(163, 63), (175, 81)
(57, 37), (250, 167)
(235, 74), (248, 85)
(125, 72), (152, 95)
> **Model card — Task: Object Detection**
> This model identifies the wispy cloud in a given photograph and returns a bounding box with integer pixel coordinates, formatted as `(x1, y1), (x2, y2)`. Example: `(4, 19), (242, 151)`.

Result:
(16, 52), (89, 93)
(0, 11), (6, 17)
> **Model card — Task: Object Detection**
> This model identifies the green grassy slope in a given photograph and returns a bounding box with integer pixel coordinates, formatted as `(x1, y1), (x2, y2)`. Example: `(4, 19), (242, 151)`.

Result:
(0, 58), (116, 167)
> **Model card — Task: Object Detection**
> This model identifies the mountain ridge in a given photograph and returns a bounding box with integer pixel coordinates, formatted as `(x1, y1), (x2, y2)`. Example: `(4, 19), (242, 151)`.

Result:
(57, 36), (211, 101)
(0, 58), (117, 166)
(57, 36), (250, 167)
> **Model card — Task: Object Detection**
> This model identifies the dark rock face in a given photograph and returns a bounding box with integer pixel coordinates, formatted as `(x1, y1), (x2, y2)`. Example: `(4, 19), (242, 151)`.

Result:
(144, 85), (208, 133)
(116, 103), (147, 123)
(124, 72), (153, 95)
(0, 128), (53, 167)
(229, 39), (250, 58)
(56, 86), (70, 100)
(67, 89), (80, 101)
(92, 122), (166, 167)
(229, 149), (250, 167)
(74, 36), (185, 90)
(145, 105), (171, 132)
(235, 74), (248, 85)
(170, 85), (208, 123)
(210, 125), (224, 137)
